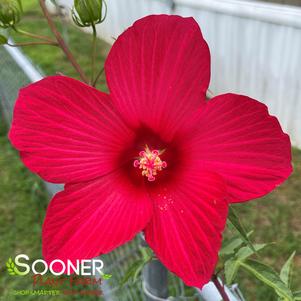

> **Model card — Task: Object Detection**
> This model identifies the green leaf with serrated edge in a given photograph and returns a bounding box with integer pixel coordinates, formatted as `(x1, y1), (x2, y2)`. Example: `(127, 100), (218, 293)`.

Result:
(224, 244), (268, 285)
(220, 231), (256, 257)
(240, 259), (293, 300)
(236, 243), (268, 260)
(280, 251), (296, 287)
(228, 206), (256, 252)
(219, 236), (244, 256)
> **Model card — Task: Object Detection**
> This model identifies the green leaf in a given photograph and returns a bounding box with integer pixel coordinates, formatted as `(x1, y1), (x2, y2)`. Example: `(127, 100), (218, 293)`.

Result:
(119, 247), (153, 286)
(133, 263), (145, 283)
(280, 251), (296, 288)
(219, 236), (244, 256)
(224, 258), (240, 285)
(140, 246), (153, 261)
(240, 259), (293, 300)
(119, 259), (144, 287)
(224, 243), (267, 285)
(236, 243), (268, 260)
(228, 206), (256, 253)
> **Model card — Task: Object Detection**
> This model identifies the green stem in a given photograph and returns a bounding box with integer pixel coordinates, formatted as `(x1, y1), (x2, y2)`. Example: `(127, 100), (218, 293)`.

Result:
(13, 27), (55, 43)
(7, 41), (59, 47)
(39, 0), (89, 84)
(92, 67), (104, 87)
(91, 22), (97, 85)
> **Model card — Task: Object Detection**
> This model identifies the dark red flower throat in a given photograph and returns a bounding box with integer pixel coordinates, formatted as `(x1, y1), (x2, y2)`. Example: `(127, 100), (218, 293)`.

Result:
(119, 126), (184, 187)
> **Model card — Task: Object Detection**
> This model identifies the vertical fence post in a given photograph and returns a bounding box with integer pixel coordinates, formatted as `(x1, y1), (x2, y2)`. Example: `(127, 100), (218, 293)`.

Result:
(143, 260), (169, 300)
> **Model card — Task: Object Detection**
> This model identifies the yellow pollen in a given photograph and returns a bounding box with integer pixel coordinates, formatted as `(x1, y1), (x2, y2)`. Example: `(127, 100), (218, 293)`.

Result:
(133, 145), (167, 181)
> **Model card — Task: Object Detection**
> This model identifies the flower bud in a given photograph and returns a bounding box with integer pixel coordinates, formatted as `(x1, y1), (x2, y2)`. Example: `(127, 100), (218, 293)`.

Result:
(0, 0), (23, 29)
(72, 0), (106, 27)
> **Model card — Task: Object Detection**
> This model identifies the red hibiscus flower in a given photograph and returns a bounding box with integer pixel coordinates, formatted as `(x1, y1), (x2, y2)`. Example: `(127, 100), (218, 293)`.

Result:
(9, 15), (292, 287)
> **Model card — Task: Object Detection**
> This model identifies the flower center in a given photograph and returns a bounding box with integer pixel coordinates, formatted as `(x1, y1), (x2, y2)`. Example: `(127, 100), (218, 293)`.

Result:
(133, 145), (167, 182)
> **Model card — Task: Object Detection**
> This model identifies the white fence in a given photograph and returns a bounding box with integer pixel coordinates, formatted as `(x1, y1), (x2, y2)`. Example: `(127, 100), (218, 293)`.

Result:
(57, 0), (301, 148)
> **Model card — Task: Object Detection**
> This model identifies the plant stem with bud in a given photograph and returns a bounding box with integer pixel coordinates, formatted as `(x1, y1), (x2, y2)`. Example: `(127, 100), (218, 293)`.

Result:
(39, 0), (89, 84)
(91, 22), (97, 84)
(13, 27), (56, 43)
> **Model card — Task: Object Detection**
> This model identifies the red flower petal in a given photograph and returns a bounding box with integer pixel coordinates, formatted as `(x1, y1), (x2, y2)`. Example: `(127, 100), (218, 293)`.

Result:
(42, 170), (152, 266)
(105, 15), (210, 140)
(9, 76), (134, 184)
(144, 171), (228, 287)
(185, 93), (292, 203)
